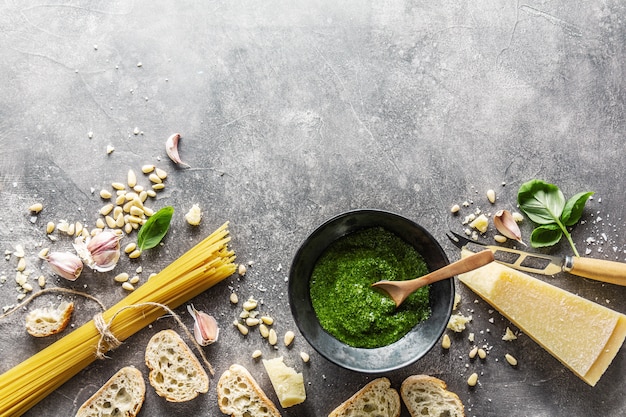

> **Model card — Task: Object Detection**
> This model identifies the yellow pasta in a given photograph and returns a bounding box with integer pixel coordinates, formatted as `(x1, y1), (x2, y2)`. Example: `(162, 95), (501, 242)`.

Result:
(0, 222), (236, 417)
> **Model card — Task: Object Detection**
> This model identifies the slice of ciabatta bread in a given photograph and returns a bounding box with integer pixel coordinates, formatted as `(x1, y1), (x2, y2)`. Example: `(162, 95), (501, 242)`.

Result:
(401, 375), (465, 417)
(25, 301), (74, 337)
(217, 364), (282, 417)
(328, 377), (400, 417)
(144, 329), (209, 402)
(75, 366), (145, 417)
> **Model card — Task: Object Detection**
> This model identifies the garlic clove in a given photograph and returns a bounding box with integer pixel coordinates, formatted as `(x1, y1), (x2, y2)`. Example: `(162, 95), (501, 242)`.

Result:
(493, 210), (526, 245)
(165, 133), (190, 167)
(46, 252), (83, 281)
(74, 231), (121, 272)
(187, 304), (219, 346)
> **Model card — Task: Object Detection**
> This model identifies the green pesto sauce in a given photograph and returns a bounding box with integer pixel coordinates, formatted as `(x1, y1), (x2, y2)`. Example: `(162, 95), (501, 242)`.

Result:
(309, 227), (431, 348)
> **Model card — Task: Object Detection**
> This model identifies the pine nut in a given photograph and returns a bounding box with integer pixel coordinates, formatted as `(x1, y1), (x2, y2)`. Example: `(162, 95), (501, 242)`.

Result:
(469, 346), (478, 359)
(100, 204), (114, 216)
(230, 293), (239, 304)
(505, 353), (518, 366)
(300, 351), (310, 363)
(128, 250), (142, 259)
(124, 243), (137, 254)
(243, 299), (258, 311)
(146, 189), (157, 198)
(127, 169), (137, 188)
(441, 334), (451, 349)
(284, 331), (295, 346)
(245, 318), (260, 327)
(16, 258), (26, 272)
(46, 222), (55, 234)
(111, 182), (125, 190)
(268, 328), (278, 345)
(155, 168), (167, 179)
(38, 275), (46, 288)
(29, 203), (43, 213)
(95, 218), (105, 229)
(487, 189), (496, 203)
(494, 234), (507, 243)
(478, 348), (487, 360)
(236, 322), (249, 336)
(152, 183), (165, 190)
(115, 194), (126, 205)
(148, 173), (162, 184)
(259, 324), (270, 338)
(467, 372), (479, 387)
(124, 223), (133, 234)
(122, 282), (135, 291)
(129, 275), (140, 285)
(238, 264), (247, 276)
(252, 350), (262, 359)
(450, 204), (460, 214)
(100, 189), (112, 199)
(114, 273), (130, 283)
(141, 164), (155, 174)
(260, 316), (274, 325)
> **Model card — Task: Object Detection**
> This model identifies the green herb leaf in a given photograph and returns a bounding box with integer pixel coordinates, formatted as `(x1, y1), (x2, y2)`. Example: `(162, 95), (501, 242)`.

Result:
(561, 191), (594, 226)
(530, 223), (563, 248)
(517, 179), (565, 224)
(137, 206), (174, 251)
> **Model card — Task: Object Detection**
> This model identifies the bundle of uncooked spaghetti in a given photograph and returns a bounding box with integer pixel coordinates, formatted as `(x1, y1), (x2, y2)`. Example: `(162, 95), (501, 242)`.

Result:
(0, 222), (236, 417)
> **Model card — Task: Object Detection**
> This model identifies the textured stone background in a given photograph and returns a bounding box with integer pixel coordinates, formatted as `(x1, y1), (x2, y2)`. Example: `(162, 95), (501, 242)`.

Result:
(1, 1), (624, 416)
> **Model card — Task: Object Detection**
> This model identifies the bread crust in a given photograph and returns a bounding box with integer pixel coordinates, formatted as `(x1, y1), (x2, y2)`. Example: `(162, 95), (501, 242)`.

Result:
(217, 364), (282, 417)
(328, 377), (400, 417)
(401, 375), (465, 417)
(75, 366), (145, 417)
(144, 329), (209, 402)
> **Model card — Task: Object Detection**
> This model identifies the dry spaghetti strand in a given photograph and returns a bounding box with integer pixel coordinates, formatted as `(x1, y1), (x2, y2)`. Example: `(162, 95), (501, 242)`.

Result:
(0, 222), (236, 417)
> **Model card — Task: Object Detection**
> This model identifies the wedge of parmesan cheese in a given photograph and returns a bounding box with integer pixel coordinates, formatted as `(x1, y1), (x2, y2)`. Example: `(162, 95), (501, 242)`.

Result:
(458, 249), (626, 386)
(262, 356), (306, 407)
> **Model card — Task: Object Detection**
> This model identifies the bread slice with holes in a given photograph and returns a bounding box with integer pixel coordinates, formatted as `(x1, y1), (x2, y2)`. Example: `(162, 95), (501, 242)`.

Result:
(25, 301), (74, 337)
(144, 329), (209, 402)
(328, 377), (400, 417)
(401, 375), (465, 417)
(217, 364), (282, 417)
(75, 366), (145, 417)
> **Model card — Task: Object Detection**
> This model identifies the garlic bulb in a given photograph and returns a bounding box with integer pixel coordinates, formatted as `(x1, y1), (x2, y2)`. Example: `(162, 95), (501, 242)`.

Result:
(73, 231), (121, 272)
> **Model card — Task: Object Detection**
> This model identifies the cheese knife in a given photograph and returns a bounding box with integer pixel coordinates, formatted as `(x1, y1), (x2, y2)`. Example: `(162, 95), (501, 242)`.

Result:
(447, 231), (626, 286)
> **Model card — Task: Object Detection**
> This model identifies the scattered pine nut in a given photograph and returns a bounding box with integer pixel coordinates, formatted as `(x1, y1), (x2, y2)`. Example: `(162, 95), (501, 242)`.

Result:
(129, 276), (140, 285)
(128, 249), (142, 259)
(477, 348), (487, 360)
(259, 324), (270, 338)
(114, 273), (130, 283)
(469, 346), (478, 359)
(284, 331), (295, 347)
(111, 182), (125, 190)
(152, 183), (165, 191)
(100, 204), (114, 216)
(505, 353), (518, 366)
(245, 318), (260, 327)
(236, 322), (249, 336)
(99, 189), (112, 199)
(106, 145), (115, 154)
(230, 293), (239, 304)
(28, 203), (43, 213)
(243, 298), (258, 311)
(300, 351), (310, 363)
(95, 218), (105, 229)
(494, 234), (507, 243)
(141, 164), (155, 174)
(38, 275), (46, 288)
(441, 334), (451, 349)
(467, 372), (479, 387)
(252, 350), (262, 359)
(127, 169), (137, 188)
(260, 316), (274, 325)
(238, 264), (247, 276)
(148, 173), (162, 184)
(487, 189), (496, 203)
(450, 204), (460, 214)
(121, 282), (135, 291)
(46, 222), (55, 234)
(38, 248), (49, 259)
(512, 212), (524, 222)
(155, 168), (167, 180)
(268, 328), (278, 345)
(16, 258), (26, 272)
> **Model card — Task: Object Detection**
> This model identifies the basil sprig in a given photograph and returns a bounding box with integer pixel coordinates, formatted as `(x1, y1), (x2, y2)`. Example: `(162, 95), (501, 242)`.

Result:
(517, 180), (593, 257)
(137, 206), (174, 251)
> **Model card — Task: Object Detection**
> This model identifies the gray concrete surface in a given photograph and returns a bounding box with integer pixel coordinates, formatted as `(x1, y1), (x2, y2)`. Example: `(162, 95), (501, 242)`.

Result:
(1, 1), (625, 416)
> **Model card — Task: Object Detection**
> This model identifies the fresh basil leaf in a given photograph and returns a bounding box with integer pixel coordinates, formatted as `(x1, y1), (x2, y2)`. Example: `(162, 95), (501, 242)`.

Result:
(561, 191), (594, 226)
(137, 206), (174, 251)
(529, 223), (563, 248)
(517, 179), (565, 225)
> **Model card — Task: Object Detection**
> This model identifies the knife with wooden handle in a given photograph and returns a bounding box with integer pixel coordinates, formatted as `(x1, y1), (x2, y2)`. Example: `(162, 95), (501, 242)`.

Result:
(447, 231), (626, 286)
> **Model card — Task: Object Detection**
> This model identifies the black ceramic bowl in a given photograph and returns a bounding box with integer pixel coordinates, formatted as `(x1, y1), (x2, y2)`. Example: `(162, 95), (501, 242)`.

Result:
(288, 209), (454, 373)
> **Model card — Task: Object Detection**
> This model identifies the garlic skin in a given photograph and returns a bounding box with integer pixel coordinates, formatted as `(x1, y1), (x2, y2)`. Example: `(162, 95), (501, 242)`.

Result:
(73, 231), (121, 272)
(493, 210), (526, 245)
(46, 252), (83, 281)
(187, 304), (219, 346)
(165, 133), (190, 167)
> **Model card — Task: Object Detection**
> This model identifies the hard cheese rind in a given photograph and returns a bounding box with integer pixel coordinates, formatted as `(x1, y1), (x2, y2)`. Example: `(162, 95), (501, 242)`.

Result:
(458, 250), (626, 386)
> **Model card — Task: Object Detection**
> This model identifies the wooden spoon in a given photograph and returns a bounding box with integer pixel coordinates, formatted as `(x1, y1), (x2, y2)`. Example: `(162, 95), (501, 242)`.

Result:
(371, 250), (494, 307)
